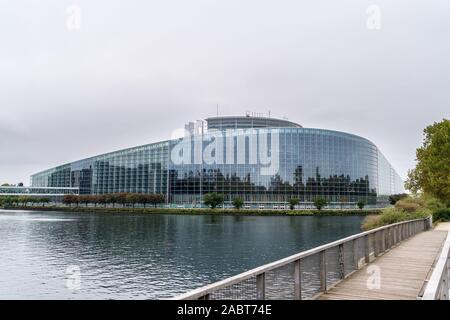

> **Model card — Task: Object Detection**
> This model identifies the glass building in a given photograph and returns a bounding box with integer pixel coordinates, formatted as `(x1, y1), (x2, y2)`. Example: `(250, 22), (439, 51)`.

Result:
(31, 116), (404, 207)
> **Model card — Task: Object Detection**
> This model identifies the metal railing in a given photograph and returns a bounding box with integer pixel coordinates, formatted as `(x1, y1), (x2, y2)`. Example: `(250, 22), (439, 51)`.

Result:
(175, 217), (432, 300)
(422, 231), (450, 300)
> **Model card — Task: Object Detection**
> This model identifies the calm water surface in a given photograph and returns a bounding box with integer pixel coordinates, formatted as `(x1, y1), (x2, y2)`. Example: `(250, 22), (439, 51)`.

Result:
(0, 210), (365, 299)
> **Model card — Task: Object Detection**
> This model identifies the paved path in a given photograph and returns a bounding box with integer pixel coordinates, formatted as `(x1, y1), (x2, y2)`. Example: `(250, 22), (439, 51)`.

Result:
(435, 222), (450, 231)
(318, 229), (448, 300)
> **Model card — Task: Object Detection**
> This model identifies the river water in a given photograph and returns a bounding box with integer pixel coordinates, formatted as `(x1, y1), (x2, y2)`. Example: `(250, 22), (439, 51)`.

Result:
(0, 210), (365, 299)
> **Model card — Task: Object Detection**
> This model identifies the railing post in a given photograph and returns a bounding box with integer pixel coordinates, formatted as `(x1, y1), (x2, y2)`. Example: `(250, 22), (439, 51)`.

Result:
(294, 260), (302, 300)
(353, 239), (359, 270)
(381, 229), (386, 253)
(395, 226), (402, 243)
(338, 244), (345, 279)
(374, 231), (380, 257)
(401, 224), (404, 241)
(387, 228), (391, 249)
(319, 251), (327, 292)
(364, 235), (370, 263)
(393, 226), (398, 245)
(256, 273), (265, 300)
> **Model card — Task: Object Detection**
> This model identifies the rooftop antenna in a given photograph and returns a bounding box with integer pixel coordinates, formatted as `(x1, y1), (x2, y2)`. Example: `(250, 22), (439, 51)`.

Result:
(268, 110), (271, 118)
(216, 104), (219, 117)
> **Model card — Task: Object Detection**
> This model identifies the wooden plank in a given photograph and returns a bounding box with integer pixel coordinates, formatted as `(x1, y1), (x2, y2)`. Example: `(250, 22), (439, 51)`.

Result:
(317, 230), (447, 300)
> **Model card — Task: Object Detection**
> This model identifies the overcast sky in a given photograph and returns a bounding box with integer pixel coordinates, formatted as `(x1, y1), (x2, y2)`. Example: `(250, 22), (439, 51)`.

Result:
(1, 0), (449, 185)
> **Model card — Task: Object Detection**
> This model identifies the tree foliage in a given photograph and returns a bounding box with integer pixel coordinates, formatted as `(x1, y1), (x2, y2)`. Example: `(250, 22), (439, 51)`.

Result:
(61, 193), (165, 208)
(289, 198), (299, 210)
(313, 197), (327, 210)
(357, 200), (365, 210)
(203, 193), (224, 209)
(232, 197), (244, 210)
(406, 119), (450, 206)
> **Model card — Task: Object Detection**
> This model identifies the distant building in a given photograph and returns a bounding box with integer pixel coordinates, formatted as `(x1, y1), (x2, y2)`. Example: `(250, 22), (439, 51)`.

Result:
(31, 115), (404, 207)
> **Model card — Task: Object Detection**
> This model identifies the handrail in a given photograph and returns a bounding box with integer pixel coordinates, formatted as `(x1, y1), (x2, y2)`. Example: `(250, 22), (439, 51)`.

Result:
(422, 230), (450, 300)
(175, 217), (431, 300)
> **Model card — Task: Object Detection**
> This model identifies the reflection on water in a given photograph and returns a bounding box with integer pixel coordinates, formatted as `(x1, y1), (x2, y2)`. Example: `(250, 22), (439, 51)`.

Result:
(0, 210), (364, 299)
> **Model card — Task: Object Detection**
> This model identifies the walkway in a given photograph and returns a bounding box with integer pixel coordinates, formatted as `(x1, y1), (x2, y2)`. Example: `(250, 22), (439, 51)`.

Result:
(318, 229), (448, 300)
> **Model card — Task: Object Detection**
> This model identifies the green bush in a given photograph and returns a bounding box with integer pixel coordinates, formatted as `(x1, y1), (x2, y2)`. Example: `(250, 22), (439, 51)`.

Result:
(424, 197), (446, 212)
(357, 200), (365, 210)
(203, 193), (224, 209)
(362, 207), (429, 230)
(433, 209), (450, 222)
(232, 197), (244, 210)
(289, 198), (299, 210)
(362, 195), (434, 230)
(313, 197), (328, 210)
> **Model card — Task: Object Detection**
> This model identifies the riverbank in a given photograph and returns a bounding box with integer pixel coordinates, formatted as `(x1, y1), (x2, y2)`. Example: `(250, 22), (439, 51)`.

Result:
(2, 205), (381, 216)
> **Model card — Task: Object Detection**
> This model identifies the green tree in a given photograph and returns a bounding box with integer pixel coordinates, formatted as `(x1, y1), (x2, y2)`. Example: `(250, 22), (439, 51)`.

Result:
(406, 119), (450, 206)
(232, 197), (244, 210)
(357, 200), (365, 210)
(18, 196), (30, 206)
(314, 197), (328, 210)
(289, 198), (300, 210)
(38, 197), (50, 207)
(203, 193), (224, 209)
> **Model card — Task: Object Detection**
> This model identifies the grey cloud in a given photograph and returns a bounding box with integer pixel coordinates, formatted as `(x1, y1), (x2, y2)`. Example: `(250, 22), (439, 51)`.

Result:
(0, 0), (449, 184)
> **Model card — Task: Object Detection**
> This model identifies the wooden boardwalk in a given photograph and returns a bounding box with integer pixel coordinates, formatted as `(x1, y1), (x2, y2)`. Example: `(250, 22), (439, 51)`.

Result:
(318, 230), (448, 300)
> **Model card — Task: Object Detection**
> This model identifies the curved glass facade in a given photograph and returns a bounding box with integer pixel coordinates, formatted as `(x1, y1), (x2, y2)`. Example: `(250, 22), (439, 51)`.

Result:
(31, 124), (404, 207)
(206, 116), (302, 130)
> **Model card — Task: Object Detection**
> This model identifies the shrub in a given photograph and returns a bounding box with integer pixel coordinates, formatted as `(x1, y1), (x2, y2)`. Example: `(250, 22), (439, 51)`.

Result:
(203, 193), (224, 209)
(232, 197), (244, 210)
(314, 197), (327, 210)
(357, 200), (365, 210)
(433, 209), (450, 222)
(424, 197), (446, 212)
(362, 195), (437, 230)
(289, 198), (299, 210)
(394, 197), (426, 213)
(362, 207), (429, 230)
